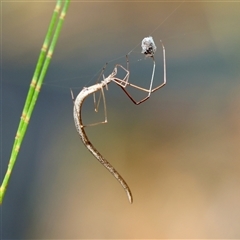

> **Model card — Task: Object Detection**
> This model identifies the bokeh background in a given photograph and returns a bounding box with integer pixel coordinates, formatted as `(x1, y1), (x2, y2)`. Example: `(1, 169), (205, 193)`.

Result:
(1, 1), (240, 239)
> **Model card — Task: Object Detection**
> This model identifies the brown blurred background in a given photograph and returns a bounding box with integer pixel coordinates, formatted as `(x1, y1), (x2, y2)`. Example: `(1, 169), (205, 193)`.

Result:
(2, 1), (240, 239)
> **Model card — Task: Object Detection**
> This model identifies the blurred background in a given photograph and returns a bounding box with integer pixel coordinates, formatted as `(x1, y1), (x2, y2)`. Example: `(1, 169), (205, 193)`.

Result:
(1, 1), (240, 239)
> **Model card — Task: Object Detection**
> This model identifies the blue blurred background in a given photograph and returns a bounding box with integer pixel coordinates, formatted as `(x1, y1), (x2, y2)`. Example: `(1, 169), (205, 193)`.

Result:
(1, 1), (240, 239)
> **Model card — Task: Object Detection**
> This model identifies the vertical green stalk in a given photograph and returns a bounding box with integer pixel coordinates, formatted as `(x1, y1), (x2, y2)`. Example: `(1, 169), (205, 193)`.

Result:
(12, 0), (63, 154)
(0, 0), (71, 204)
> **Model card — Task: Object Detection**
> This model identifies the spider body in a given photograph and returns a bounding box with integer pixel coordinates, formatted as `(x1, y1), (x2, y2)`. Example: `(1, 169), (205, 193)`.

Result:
(71, 37), (166, 203)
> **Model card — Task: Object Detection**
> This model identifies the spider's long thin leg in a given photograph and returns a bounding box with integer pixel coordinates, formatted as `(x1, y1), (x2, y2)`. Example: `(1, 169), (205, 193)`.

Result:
(116, 54), (130, 87)
(93, 63), (109, 112)
(116, 41), (166, 105)
(84, 87), (108, 127)
(111, 61), (130, 88)
(70, 88), (77, 111)
(152, 41), (166, 92)
(117, 57), (155, 105)
(93, 85), (105, 113)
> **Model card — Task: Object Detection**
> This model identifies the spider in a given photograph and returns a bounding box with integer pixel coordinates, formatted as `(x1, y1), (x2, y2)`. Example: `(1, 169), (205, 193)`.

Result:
(71, 36), (166, 203)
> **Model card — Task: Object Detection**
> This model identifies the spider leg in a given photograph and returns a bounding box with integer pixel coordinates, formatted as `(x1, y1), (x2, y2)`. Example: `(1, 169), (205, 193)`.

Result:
(114, 55), (130, 88)
(84, 86), (108, 127)
(92, 62), (109, 112)
(152, 41), (166, 93)
(83, 62), (110, 124)
(93, 74), (109, 113)
(111, 61), (130, 88)
(116, 41), (166, 105)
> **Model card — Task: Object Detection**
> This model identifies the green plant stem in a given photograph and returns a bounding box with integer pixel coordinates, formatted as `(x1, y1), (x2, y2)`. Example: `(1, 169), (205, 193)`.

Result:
(0, 0), (70, 204)
(12, 0), (63, 153)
